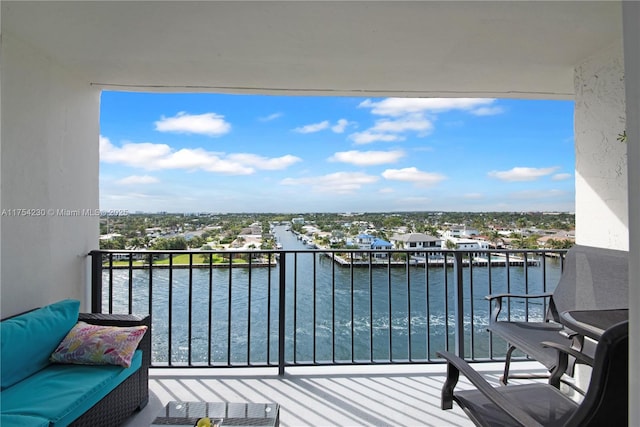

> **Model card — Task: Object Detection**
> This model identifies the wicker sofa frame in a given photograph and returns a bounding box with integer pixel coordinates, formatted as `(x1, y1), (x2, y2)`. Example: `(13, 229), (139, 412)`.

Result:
(68, 313), (151, 427)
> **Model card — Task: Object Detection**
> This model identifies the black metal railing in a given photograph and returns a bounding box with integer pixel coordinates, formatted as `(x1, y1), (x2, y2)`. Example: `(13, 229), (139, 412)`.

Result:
(89, 248), (566, 373)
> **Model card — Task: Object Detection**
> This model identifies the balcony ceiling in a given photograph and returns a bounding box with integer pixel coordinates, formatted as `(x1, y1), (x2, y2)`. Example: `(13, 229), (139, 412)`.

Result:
(3, 1), (622, 99)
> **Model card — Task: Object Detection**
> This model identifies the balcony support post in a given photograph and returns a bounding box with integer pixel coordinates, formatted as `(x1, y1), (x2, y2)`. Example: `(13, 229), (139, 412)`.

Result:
(90, 250), (103, 313)
(278, 251), (286, 376)
(453, 251), (465, 357)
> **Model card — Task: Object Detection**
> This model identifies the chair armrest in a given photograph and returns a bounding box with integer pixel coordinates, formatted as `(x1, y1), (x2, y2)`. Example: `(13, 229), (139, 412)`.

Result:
(79, 313), (152, 368)
(485, 292), (553, 301)
(558, 327), (579, 339)
(485, 292), (553, 323)
(437, 351), (544, 427)
(542, 341), (595, 366)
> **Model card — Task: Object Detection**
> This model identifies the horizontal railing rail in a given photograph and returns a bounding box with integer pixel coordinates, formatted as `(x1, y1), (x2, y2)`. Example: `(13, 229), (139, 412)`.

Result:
(89, 247), (567, 374)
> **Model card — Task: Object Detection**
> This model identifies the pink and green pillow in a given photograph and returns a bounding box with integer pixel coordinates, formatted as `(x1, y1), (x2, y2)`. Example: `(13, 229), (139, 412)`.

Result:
(50, 321), (147, 368)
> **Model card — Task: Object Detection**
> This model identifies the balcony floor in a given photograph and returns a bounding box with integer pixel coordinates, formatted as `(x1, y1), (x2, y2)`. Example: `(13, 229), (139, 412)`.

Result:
(123, 361), (550, 426)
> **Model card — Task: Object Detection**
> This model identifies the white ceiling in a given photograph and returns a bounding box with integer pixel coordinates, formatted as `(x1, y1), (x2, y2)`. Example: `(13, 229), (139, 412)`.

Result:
(3, 1), (622, 99)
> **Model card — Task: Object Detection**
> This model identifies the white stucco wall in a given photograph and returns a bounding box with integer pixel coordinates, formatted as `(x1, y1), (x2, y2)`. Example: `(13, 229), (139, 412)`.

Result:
(574, 40), (628, 250)
(0, 33), (99, 317)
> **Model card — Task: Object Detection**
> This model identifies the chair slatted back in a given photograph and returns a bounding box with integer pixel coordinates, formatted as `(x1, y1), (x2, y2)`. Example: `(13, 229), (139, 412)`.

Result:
(549, 245), (628, 322)
(566, 320), (628, 426)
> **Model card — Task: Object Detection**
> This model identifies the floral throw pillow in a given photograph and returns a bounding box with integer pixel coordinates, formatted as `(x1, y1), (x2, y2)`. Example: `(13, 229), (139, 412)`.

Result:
(50, 321), (147, 368)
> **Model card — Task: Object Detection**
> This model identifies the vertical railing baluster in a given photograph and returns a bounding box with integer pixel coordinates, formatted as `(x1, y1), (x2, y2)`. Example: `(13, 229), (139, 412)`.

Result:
(278, 251), (286, 376)
(313, 251), (317, 364)
(168, 253), (173, 366)
(332, 250), (336, 364)
(488, 251), (494, 359)
(506, 252), (511, 321)
(208, 251), (213, 366)
(227, 253), (233, 367)
(350, 251), (355, 363)
(293, 253), (298, 365)
(267, 252), (272, 366)
(90, 251), (103, 313)
(128, 253), (133, 314)
(469, 251), (475, 360)
(188, 253), (193, 366)
(387, 251), (393, 361)
(247, 254), (252, 365)
(542, 251), (548, 317)
(108, 253), (114, 314)
(453, 251), (465, 357)
(425, 250), (431, 361)
(524, 251), (529, 322)
(369, 252), (374, 363)
(406, 252), (412, 362)
(444, 252), (450, 352)
(148, 253), (153, 337)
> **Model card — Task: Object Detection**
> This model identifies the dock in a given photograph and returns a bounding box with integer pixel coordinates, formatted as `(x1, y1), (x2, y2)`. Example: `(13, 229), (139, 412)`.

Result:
(323, 252), (540, 268)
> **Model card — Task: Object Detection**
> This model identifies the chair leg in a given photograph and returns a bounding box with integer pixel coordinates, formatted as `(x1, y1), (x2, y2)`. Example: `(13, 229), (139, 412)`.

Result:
(549, 352), (568, 388)
(441, 362), (460, 410)
(500, 345), (516, 385)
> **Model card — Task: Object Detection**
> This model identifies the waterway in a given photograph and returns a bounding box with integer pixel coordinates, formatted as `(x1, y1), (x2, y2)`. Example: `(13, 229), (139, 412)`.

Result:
(104, 225), (563, 365)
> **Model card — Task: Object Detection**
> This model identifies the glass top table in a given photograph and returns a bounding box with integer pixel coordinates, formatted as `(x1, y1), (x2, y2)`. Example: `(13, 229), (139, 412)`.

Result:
(151, 401), (279, 427)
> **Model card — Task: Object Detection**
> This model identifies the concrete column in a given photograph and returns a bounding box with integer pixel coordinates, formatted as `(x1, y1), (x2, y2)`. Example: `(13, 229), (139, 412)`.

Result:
(623, 2), (639, 424)
(574, 40), (627, 250)
(1, 33), (100, 316)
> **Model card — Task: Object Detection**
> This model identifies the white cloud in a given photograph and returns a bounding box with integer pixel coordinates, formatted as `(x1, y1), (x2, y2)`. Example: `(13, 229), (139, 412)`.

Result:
(100, 135), (299, 175)
(371, 115), (433, 134)
(378, 187), (394, 194)
(157, 148), (254, 174)
(259, 112), (283, 122)
(294, 119), (353, 134)
(350, 98), (496, 145)
(117, 175), (159, 185)
(331, 119), (351, 133)
(226, 153), (302, 170)
(350, 132), (405, 145)
(328, 150), (405, 166)
(359, 98), (497, 116)
(471, 106), (505, 116)
(488, 166), (559, 182)
(552, 173), (572, 181)
(382, 167), (446, 186)
(293, 120), (330, 133)
(100, 136), (172, 167)
(280, 172), (379, 194)
(155, 112), (231, 136)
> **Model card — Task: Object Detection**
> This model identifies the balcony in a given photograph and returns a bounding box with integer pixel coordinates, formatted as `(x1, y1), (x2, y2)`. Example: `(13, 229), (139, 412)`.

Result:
(91, 247), (563, 425)
(122, 361), (547, 426)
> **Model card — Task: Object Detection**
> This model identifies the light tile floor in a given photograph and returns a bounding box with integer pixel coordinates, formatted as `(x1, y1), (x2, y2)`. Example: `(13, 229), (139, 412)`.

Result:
(123, 362), (549, 427)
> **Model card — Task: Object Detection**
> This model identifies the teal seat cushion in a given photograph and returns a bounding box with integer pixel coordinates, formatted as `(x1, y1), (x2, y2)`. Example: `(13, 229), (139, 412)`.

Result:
(1, 350), (142, 427)
(0, 414), (50, 427)
(1, 299), (80, 390)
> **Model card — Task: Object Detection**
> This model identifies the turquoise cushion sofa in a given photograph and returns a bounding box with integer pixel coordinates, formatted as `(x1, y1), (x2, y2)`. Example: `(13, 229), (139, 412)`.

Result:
(0, 299), (151, 427)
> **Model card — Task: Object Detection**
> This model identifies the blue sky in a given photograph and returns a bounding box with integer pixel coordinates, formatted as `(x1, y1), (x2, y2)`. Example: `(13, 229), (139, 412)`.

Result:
(99, 92), (575, 213)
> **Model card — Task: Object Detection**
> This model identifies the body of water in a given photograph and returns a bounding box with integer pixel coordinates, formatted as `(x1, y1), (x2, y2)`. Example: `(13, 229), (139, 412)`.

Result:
(103, 226), (563, 365)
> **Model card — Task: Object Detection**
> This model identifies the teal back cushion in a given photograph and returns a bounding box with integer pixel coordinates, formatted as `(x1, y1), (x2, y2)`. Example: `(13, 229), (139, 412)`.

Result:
(1, 299), (80, 390)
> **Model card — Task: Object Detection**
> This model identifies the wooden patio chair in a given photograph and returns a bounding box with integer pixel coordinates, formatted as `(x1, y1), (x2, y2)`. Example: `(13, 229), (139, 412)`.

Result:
(486, 244), (628, 386)
(437, 319), (628, 427)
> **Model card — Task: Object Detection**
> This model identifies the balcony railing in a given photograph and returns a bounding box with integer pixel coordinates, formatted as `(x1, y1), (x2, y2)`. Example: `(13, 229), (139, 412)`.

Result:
(89, 248), (566, 374)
